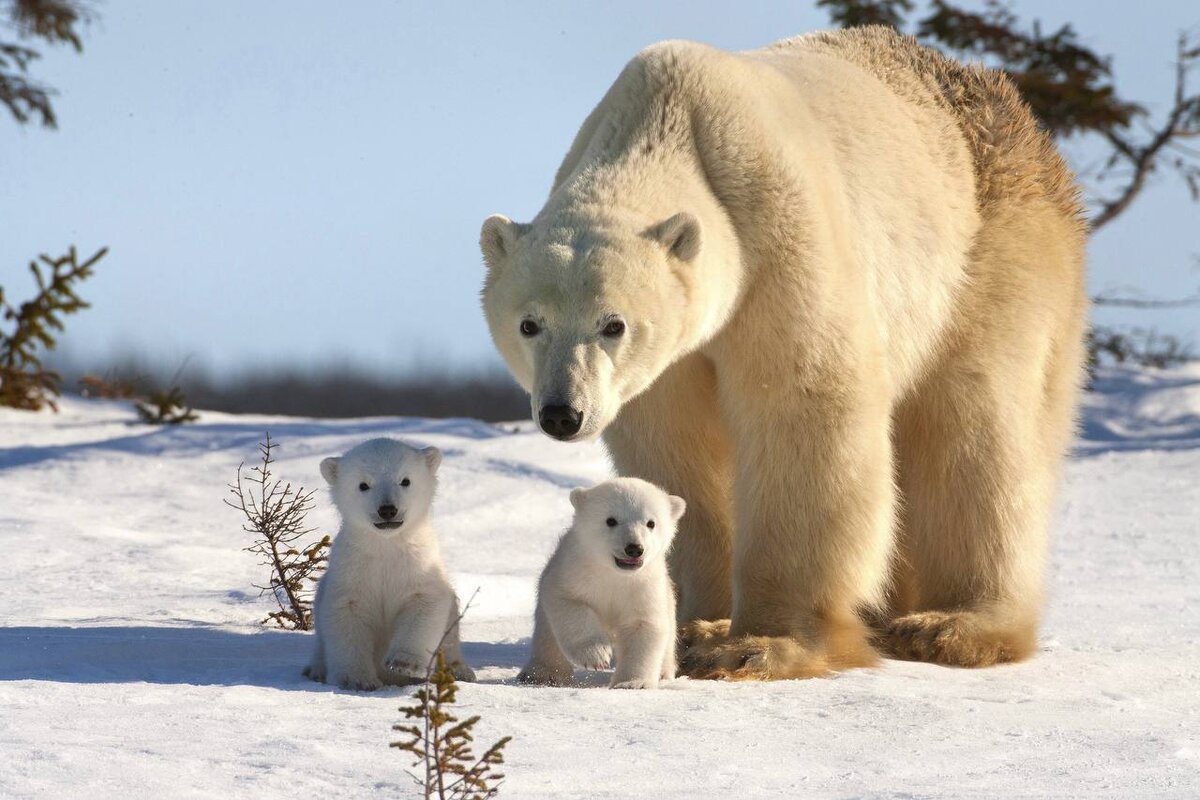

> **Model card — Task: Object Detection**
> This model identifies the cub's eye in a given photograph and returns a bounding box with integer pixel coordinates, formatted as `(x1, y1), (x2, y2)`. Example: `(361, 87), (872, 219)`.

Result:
(606, 517), (618, 527)
(358, 482), (370, 492)
(400, 478), (410, 487)
(647, 520), (655, 529)
(601, 319), (625, 338)
(519, 319), (540, 337)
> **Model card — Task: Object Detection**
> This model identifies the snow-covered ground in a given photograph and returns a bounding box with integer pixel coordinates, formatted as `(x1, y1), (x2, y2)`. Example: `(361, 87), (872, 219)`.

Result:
(2, 365), (1198, 798)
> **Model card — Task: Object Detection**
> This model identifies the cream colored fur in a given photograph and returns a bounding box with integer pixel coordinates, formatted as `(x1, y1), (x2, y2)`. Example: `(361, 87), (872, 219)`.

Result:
(481, 27), (1087, 679)
(518, 478), (685, 689)
(305, 438), (474, 690)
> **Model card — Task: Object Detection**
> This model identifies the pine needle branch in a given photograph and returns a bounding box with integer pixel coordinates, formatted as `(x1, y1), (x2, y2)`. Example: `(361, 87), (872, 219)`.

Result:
(0, 245), (106, 411)
(390, 592), (512, 799)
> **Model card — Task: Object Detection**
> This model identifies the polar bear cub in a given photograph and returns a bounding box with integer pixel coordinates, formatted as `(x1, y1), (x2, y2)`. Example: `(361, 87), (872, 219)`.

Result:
(304, 437), (474, 690)
(518, 478), (685, 689)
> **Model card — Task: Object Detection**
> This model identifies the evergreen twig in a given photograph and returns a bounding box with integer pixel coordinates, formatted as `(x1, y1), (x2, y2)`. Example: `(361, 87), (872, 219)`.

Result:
(391, 592), (512, 800)
(0, 245), (106, 411)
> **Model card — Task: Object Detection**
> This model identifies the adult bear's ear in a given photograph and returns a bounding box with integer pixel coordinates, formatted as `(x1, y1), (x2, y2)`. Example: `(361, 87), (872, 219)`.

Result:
(667, 494), (687, 522)
(650, 212), (701, 262)
(319, 457), (339, 486)
(421, 446), (443, 474)
(480, 214), (529, 271)
(569, 487), (589, 511)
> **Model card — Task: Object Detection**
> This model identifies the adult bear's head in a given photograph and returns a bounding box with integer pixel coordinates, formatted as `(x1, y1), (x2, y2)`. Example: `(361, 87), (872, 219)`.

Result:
(479, 207), (715, 442)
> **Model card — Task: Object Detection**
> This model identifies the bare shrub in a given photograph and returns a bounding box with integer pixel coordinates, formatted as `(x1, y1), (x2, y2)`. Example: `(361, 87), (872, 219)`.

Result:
(226, 433), (330, 630)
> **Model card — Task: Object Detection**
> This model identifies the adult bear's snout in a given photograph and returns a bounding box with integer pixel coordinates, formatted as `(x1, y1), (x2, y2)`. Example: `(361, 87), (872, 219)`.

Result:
(539, 405), (583, 439)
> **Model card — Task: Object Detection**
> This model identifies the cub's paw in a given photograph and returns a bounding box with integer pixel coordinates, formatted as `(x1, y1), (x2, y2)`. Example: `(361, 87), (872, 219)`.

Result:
(680, 633), (832, 681)
(565, 639), (612, 671)
(302, 663), (326, 683)
(610, 677), (657, 690)
(880, 611), (1035, 667)
(516, 663), (573, 687)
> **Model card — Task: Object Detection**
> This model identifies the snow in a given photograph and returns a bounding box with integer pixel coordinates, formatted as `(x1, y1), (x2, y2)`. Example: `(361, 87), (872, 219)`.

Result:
(1, 365), (1198, 798)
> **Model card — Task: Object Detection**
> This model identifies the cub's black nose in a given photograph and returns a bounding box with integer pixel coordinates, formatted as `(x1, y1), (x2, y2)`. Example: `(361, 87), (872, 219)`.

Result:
(539, 405), (583, 439)
(378, 504), (398, 520)
(624, 543), (644, 558)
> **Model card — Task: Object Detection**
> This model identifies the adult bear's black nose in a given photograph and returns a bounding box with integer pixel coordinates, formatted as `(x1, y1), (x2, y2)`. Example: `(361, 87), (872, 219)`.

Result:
(624, 543), (644, 558)
(378, 504), (398, 520)
(539, 405), (583, 439)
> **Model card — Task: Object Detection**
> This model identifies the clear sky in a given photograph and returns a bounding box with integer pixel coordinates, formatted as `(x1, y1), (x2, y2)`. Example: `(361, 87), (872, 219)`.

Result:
(2, 1), (1197, 377)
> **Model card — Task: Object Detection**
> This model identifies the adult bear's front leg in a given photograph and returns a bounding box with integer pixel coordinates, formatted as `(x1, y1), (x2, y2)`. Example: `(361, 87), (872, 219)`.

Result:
(604, 353), (736, 625)
(680, 368), (895, 680)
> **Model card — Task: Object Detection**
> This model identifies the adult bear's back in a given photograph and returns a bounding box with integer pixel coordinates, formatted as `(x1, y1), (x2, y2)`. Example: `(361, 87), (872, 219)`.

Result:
(770, 26), (1084, 228)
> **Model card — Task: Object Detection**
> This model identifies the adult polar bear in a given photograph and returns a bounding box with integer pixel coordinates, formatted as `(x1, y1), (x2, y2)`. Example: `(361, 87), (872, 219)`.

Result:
(480, 27), (1087, 680)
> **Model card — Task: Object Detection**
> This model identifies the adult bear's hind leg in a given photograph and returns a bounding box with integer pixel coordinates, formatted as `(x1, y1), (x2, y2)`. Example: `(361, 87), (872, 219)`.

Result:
(884, 207), (1086, 668)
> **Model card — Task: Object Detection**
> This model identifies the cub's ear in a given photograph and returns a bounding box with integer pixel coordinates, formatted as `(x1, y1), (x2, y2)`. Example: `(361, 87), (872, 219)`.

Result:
(650, 212), (701, 262)
(480, 214), (529, 271)
(319, 457), (340, 486)
(422, 446), (443, 474)
(569, 487), (589, 511)
(667, 494), (687, 522)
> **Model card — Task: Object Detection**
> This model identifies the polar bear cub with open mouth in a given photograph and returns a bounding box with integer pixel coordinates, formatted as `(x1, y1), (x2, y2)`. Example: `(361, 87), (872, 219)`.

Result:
(518, 478), (685, 689)
(305, 437), (474, 690)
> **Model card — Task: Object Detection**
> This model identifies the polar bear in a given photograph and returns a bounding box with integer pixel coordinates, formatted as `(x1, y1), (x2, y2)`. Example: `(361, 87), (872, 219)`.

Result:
(479, 27), (1087, 680)
(517, 478), (685, 689)
(304, 438), (475, 690)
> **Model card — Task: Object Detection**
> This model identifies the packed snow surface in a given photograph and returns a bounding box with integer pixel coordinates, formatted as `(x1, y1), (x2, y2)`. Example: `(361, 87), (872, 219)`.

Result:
(1, 365), (1198, 798)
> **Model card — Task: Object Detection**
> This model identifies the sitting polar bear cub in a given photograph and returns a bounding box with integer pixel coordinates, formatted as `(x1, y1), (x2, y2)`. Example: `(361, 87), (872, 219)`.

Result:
(518, 478), (686, 689)
(304, 438), (474, 691)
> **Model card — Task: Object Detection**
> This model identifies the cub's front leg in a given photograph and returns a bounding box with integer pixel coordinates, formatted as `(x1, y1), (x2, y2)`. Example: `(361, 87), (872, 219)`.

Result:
(319, 588), (385, 691)
(383, 587), (454, 685)
(544, 594), (612, 672)
(611, 622), (673, 689)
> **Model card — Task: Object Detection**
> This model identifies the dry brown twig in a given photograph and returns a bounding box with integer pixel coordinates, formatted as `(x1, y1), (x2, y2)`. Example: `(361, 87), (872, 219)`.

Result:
(226, 433), (330, 630)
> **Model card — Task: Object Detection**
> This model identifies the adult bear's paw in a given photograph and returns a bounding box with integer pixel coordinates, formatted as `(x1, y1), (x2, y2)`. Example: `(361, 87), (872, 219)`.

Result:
(678, 618), (731, 652)
(880, 610), (1035, 667)
(678, 631), (832, 681)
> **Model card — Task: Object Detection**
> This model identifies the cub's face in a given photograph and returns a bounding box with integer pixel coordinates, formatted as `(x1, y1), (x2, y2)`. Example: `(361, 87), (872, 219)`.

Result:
(320, 438), (442, 534)
(569, 478), (686, 573)
(479, 211), (702, 442)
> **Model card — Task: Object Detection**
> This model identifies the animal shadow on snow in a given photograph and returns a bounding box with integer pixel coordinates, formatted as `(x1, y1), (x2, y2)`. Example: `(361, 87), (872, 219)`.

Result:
(0, 626), (528, 690)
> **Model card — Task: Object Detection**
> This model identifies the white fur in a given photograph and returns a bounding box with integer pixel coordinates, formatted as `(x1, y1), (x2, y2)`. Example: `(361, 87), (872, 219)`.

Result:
(304, 438), (474, 690)
(518, 478), (685, 689)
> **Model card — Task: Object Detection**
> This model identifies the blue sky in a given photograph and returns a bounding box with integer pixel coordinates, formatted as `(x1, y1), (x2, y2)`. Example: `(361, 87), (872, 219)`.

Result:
(2, 1), (1197, 377)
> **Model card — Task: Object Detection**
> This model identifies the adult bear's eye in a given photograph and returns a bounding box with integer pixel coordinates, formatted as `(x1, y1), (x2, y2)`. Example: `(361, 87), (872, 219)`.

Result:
(519, 319), (540, 337)
(606, 517), (618, 527)
(400, 478), (410, 487)
(358, 482), (370, 492)
(647, 520), (655, 529)
(601, 319), (625, 338)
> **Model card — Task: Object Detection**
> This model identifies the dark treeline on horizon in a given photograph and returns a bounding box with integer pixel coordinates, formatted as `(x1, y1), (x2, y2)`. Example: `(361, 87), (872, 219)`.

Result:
(55, 359), (531, 421)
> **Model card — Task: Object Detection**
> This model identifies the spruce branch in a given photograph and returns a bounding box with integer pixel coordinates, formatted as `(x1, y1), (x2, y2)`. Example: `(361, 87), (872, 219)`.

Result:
(0, 245), (106, 411)
(391, 592), (512, 800)
(134, 360), (199, 424)
(226, 433), (330, 630)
